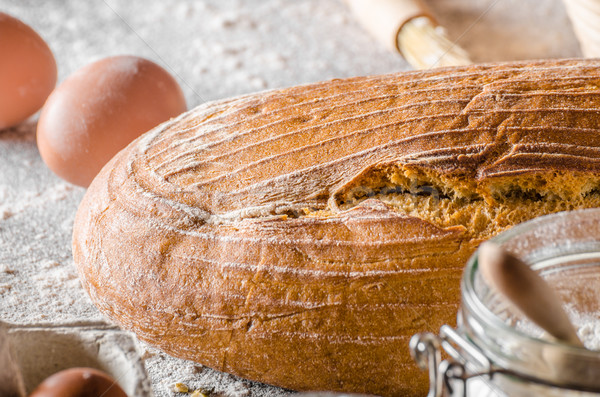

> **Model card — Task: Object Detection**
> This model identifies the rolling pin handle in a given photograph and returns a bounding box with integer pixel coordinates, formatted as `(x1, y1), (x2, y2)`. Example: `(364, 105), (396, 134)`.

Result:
(345, 0), (433, 52)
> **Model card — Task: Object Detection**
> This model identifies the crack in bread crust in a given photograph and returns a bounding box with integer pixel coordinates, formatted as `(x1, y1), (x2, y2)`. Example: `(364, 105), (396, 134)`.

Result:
(333, 163), (600, 239)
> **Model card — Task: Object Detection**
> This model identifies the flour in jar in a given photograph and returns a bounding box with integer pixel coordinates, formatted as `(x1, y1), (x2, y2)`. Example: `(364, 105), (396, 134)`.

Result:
(570, 308), (600, 351)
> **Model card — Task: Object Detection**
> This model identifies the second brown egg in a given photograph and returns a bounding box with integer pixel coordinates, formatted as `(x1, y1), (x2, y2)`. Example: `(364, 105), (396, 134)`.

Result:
(37, 55), (187, 187)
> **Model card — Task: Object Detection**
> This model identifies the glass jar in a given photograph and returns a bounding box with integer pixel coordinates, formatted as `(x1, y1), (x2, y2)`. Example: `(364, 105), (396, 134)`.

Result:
(410, 209), (600, 397)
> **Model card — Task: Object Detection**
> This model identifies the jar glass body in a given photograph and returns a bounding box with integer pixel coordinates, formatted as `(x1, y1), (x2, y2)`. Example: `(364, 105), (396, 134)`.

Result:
(459, 209), (600, 396)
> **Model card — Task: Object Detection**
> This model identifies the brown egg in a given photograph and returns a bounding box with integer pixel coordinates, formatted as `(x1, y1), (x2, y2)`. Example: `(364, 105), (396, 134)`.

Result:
(29, 367), (127, 397)
(0, 12), (57, 129)
(37, 55), (187, 187)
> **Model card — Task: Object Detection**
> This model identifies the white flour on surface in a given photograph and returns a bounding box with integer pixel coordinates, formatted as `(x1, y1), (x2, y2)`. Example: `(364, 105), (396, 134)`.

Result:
(0, 0), (585, 395)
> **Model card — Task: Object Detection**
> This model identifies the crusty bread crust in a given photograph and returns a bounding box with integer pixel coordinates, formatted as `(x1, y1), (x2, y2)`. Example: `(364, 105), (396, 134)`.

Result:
(73, 59), (600, 396)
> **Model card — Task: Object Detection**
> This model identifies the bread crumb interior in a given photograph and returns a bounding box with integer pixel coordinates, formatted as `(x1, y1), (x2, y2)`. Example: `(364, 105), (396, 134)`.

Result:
(332, 164), (600, 239)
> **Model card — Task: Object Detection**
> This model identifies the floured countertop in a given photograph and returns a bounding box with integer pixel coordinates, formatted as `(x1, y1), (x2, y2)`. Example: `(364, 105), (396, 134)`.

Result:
(0, 0), (584, 395)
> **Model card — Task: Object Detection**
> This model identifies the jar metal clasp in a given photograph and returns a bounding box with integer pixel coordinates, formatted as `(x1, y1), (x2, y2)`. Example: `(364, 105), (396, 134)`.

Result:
(410, 325), (498, 397)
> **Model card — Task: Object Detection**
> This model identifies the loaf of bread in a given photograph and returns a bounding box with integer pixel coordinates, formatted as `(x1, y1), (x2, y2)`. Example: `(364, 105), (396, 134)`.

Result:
(73, 59), (600, 397)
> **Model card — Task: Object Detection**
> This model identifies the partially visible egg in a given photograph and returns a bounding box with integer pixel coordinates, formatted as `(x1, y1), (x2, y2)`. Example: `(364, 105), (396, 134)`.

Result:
(37, 55), (187, 187)
(0, 12), (57, 129)
(29, 367), (127, 397)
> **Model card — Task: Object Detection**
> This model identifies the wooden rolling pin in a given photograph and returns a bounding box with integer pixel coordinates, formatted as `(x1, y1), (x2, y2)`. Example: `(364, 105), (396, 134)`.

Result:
(563, 0), (600, 57)
(346, 0), (471, 69)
